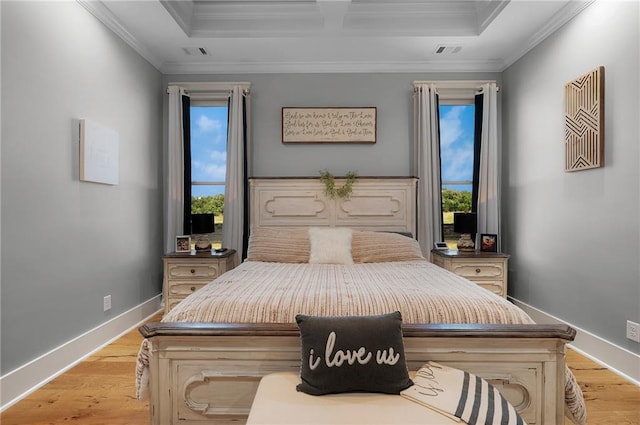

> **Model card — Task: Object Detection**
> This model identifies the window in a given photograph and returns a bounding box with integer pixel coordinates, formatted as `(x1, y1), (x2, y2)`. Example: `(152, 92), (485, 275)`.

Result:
(439, 103), (475, 248)
(189, 102), (228, 248)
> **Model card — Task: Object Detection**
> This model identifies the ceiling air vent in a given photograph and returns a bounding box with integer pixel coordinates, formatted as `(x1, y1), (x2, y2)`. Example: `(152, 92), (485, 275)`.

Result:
(182, 47), (209, 56)
(435, 45), (463, 54)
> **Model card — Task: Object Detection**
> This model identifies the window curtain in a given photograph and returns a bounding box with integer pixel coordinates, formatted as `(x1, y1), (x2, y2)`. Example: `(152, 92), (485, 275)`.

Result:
(413, 84), (443, 255)
(223, 86), (251, 263)
(471, 94), (483, 214)
(164, 86), (190, 253)
(475, 83), (500, 248)
(181, 95), (192, 235)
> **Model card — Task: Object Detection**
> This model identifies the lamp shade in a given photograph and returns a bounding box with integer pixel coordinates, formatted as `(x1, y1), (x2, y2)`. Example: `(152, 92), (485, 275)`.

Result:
(453, 212), (477, 234)
(191, 213), (215, 234)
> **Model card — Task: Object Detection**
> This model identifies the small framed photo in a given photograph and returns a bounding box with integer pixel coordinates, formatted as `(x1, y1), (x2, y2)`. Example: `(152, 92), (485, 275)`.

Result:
(480, 234), (498, 252)
(175, 235), (191, 253)
(434, 241), (449, 250)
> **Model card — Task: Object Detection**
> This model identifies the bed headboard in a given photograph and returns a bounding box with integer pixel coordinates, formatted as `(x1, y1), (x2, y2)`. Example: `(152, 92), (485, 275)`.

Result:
(249, 177), (417, 235)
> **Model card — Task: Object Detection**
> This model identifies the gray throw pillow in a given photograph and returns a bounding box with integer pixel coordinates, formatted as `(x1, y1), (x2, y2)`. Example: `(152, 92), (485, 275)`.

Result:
(295, 311), (413, 395)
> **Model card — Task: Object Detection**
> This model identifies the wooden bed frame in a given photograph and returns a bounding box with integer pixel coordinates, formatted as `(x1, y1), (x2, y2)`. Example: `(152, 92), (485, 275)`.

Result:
(140, 177), (576, 425)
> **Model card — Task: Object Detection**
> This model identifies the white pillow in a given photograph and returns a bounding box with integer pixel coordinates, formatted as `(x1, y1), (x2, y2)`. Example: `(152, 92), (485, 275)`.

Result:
(308, 227), (354, 265)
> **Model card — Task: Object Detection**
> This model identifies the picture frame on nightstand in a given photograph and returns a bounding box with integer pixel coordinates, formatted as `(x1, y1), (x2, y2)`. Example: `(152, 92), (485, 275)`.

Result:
(480, 234), (498, 252)
(175, 235), (191, 253)
(434, 241), (449, 250)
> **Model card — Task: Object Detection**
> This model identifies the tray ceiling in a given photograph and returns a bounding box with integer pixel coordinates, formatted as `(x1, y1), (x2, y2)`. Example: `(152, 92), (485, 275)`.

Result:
(78, 0), (593, 74)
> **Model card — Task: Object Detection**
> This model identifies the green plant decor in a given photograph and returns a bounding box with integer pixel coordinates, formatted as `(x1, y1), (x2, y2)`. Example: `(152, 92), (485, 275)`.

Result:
(319, 170), (358, 199)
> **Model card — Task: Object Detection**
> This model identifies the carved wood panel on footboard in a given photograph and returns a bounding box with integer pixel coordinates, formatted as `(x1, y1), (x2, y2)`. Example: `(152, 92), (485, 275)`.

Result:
(141, 323), (574, 425)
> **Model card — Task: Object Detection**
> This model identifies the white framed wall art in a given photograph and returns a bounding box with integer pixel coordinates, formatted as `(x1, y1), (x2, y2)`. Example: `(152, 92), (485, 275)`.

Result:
(79, 118), (119, 185)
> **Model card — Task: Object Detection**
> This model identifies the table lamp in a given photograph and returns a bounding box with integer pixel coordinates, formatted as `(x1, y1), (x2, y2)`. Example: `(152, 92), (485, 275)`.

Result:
(191, 213), (215, 252)
(453, 212), (477, 251)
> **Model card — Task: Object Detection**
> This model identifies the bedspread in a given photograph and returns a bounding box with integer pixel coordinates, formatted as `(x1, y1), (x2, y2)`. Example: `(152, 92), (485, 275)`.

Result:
(165, 260), (531, 324)
(136, 260), (585, 424)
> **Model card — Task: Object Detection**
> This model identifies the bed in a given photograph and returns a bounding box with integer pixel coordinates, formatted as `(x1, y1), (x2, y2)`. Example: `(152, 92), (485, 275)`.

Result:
(137, 177), (586, 425)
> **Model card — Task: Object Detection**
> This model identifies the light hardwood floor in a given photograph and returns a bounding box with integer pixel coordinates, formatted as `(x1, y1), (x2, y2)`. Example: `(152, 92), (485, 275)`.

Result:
(1, 313), (638, 425)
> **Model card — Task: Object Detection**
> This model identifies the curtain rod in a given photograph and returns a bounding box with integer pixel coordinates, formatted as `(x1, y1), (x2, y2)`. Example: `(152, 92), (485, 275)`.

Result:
(413, 80), (499, 91)
(413, 80), (496, 86)
(168, 82), (251, 91)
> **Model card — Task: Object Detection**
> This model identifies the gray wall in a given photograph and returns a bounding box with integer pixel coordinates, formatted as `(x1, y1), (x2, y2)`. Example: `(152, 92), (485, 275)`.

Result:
(164, 72), (500, 178)
(3, 0), (635, 379)
(1, 2), (164, 373)
(502, 1), (639, 353)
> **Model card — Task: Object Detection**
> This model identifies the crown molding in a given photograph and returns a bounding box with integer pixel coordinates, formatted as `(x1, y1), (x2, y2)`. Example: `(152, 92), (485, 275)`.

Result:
(159, 0), (193, 36)
(185, 0), (488, 37)
(476, 0), (510, 33)
(76, 0), (163, 72)
(502, 0), (595, 70)
(159, 58), (506, 75)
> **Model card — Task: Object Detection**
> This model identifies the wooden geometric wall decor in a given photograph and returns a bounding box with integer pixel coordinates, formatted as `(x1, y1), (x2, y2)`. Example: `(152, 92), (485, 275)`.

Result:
(564, 66), (605, 172)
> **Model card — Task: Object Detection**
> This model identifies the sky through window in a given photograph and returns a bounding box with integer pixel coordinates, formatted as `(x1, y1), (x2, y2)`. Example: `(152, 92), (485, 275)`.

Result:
(190, 106), (228, 197)
(439, 104), (474, 193)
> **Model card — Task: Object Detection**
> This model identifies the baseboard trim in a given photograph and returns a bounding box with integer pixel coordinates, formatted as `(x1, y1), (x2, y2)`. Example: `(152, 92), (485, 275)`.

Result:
(0, 295), (162, 411)
(510, 297), (640, 385)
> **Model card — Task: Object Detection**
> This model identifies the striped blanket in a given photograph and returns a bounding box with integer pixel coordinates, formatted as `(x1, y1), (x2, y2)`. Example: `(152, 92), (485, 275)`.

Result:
(402, 361), (526, 425)
(136, 260), (585, 424)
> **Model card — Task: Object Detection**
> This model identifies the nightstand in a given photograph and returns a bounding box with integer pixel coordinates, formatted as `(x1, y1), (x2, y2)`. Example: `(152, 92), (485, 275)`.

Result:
(430, 249), (510, 298)
(162, 249), (236, 314)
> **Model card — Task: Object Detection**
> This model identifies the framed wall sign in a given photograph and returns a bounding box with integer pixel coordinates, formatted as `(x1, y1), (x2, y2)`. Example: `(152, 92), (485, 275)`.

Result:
(282, 107), (376, 143)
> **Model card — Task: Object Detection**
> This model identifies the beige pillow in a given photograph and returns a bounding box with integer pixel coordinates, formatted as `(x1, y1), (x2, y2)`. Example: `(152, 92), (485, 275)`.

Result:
(352, 231), (425, 263)
(308, 227), (354, 265)
(246, 226), (310, 263)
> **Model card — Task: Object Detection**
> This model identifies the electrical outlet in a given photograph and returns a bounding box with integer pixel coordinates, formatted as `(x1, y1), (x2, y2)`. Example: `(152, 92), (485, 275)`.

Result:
(627, 320), (640, 343)
(103, 295), (112, 312)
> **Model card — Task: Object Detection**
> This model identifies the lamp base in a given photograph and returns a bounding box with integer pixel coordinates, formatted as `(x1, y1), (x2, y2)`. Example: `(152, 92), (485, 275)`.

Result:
(456, 233), (475, 251)
(194, 235), (212, 252)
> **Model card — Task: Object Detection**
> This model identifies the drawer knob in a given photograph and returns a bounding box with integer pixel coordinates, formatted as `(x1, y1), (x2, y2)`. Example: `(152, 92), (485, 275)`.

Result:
(190, 269), (196, 274)
(476, 268), (481, 273)
(190, 286), (196, 292)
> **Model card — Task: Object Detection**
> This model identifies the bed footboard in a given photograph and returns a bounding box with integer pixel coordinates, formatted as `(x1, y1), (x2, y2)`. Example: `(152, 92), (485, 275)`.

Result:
(139, 322), (575, 425)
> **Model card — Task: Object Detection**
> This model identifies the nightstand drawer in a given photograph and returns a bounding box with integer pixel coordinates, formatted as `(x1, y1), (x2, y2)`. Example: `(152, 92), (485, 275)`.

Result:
(167, 299), (184, 312)
(430, 249), (509, 298)
(168, 263), (220, 279)
(476, 281), (504, 296)
(168, 282), (207, 296)
(451, 263), (504, 279)
(162, 250), (237, 315)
